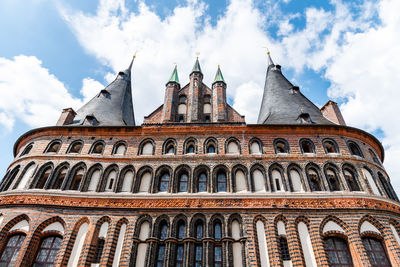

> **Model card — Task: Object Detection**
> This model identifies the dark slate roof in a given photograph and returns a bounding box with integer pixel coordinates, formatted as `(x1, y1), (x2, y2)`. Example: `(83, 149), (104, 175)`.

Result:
(257, 54), (333, 125)
(70, 59), (135, 126)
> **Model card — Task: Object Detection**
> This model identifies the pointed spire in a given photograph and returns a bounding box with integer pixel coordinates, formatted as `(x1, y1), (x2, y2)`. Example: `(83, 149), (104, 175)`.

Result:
(67, 55), (136, 126)
(167, 65), (180, 84)
(257, 53), (333, 125)
(191, 57), (202, 74)
(213, 65), (225, 84)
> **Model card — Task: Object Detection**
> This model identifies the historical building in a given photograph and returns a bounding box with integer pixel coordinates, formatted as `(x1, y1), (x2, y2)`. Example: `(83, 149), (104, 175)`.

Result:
(0, 52), (399, 267)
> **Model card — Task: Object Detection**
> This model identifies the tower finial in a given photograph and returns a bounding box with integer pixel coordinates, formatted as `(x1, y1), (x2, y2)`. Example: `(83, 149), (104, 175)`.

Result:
(167, 64), (180, 85)
(191, 55), (202, 74)
(213, 64), (225, 84)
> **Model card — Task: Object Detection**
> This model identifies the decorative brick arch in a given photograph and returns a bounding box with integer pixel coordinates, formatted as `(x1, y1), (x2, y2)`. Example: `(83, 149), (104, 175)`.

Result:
(152, 215), (171, 238)
(268, 162), (288, 192)
(192, 165), (210, 193)
(208, 213), (226, 238)
(248, 137), (264, 154)
(104, 217), (129, 266)
(358, 215), (385, 237)
(211, 165), (230, 193)
(322, 162), (344, 191)
(231, 164), (249, 192)
(153, 165), (173, 193)
(227, 213), (243, 237)
(287, 163), (305, 192)
(138, 138), (156, 155)
(12, 161), (36, 190)
(162, 138), (177, 155)
(46, 161), (70, 190)
(173, 165), (191, 193)
(134, 165), (154, 193)
(81, 163), (103, 192)
(82, 216), (111, 265)
(62, 161), (87, 191)
(204, 137), (219, 154)
(171, 214), (187, 238)
(319, 215), (350, 239)
(98, 163), (120, 192)
(116, 164), (135, 192)
(60, 217), (90, 266)
(21, 216), (66, 266)
(250, 163), (268, 192)
(189, 213), (207, 237)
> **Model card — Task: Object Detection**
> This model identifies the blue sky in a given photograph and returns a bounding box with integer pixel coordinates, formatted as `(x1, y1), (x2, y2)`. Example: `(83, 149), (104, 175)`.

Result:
(1, 0), (400, 191)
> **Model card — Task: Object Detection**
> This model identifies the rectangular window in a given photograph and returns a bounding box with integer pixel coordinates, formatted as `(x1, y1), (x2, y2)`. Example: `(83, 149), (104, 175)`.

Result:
(214, 245), (222, 267)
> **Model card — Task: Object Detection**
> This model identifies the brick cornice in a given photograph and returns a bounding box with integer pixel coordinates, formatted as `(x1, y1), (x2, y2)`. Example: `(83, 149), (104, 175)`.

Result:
(1, 194), (399, 214)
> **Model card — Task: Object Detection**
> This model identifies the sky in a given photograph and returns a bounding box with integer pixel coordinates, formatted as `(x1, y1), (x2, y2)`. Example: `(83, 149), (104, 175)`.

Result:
(0, 0), (399, 191)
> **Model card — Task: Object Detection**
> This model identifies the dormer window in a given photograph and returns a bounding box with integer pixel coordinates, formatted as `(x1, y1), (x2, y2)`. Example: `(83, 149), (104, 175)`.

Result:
(98, 89), (110, 99)
(83, 115), (99, 126)
(298, 113), (313, 124)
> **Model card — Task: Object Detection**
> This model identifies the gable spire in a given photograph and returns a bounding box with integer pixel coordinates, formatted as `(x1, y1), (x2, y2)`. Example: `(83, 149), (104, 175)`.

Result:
(213, 65), (225, 84)
(167, 64), (180, 84)
(191, 57), (202, 74)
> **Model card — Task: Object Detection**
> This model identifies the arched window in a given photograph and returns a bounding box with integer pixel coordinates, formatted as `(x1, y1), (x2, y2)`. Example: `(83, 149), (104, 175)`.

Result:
(178, 173), (188, 192)
(34, 165), (52, 189)
(141, 141), (154, 155)
(214, 221), (223, 267)
(271, 169), (284, 192)
(205, 138), (217, 154)
(93, 237), (105, 264)
(0, 233), (26, 265)
(288, 168), (303, 192)
(369, 149), (380, 165)
(234, 169), (247, 192)
(300, 139), (315, 153)
(16, 163), (36, 190)
(216, 171), (227, 192)
(378, 173), (397, 200)
(298, 222), (317, 267)
(51, 166), (68, 190)
(20, 143), (33, 156)
(274, 139), (289, 154)
(156, 221), (168, 266)
(226, 139), (240, 154)
(252, 169), (266, 192)
(307, 168), (322, 191)
(67, 222), (89, 267)
(45, 140), (61, 153)
(362, 237), (391, 267)
(177, 221), (185, 239)
(250, 140), (262, 154)
(184, 139), (197, 154)
(163, 140), (176, 155)
(362, 168), (381, 195)
(325, 168), (340, 191)
(348, 141), (363, 157)
(197, 172), (207, 192)
(343, 168), (360, 191)
(113, 142), (127, 155)
(0, 166), (20, 192)
(67, 141), (83, 154)
(70, 168), (85, 190)
(323, 139), (338, 154)
(139, 172), (151, 193)
(324, 237), (353, 267)
(33, 235), (63, 265)
(158, 172), (170, 192)
(195, 221), (204, 239)
(90, 141), (105, 155)
(135, 220), (150, 267)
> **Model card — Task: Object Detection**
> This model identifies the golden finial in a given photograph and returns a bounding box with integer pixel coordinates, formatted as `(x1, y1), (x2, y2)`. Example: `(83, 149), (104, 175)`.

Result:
(195, 52), (200, 58)
(263, 46), (270, 55)
(133, 50), (138, 58)
(173, 62), (177, 66)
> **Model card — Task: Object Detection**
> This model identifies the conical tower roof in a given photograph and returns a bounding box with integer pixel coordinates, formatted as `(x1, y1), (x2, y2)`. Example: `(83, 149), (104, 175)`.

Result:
(70, 57), (136, 126)
(213, 65), (225, 84)
(257, 54), (333, 125)
(167, 65), (180, 84)
(191, 57), (202, 74)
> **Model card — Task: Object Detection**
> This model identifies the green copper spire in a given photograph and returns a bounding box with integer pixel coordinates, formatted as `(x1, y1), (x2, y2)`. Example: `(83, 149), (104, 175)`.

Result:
(167, 65), (180, 84)
(213, 65), (225, 84)
(191, 57), (202, 74)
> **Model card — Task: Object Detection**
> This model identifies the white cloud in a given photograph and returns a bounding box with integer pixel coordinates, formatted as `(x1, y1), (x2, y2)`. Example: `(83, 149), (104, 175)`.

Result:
(0, 55), (97, 130)
(81, 77), (104, 103)
(59, 0), (400, 192)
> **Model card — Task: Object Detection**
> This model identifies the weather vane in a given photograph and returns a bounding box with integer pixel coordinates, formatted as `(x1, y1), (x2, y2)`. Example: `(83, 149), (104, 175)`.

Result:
(263, 46), (270, 55)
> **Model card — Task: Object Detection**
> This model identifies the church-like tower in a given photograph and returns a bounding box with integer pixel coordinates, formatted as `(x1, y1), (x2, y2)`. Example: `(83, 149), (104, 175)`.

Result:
(0, 54), (400, 267)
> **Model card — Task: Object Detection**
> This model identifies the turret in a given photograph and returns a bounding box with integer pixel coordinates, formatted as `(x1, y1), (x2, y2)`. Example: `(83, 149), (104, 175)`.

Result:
(162, 65), (180, 122)
(212, 65), (227, 122)
(257, 52), (333, 125)
(59, 56), (136, 126)
(187, 57), (203, 122)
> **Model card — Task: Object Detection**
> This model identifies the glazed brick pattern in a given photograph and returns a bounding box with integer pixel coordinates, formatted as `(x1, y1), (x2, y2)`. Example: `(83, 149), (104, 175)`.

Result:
(2, 204), (400, 266)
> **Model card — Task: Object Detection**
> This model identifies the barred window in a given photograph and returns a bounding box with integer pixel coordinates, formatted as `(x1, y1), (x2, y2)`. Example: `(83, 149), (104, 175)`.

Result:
(0, 234), (26, 266)
(324, 237), (353, 267)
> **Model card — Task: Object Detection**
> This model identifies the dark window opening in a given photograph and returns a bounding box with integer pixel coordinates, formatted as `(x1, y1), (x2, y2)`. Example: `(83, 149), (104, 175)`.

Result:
(195, 222), (203, 239)
(214, 245), (222, 267)
(344, 169), (360, 191)
(204, 95), (211, 103)
(93, 238), (105, 263)
(47, 142), (61, 153)
(175, 245), (184, 267)
(207, 145), (215, 153)
(324, 140), (337, 153)
(324, 237), (353, 267)
(69, 142), (83, 154)
(177, 221), (185, 239)
(275, 140), (288, 153)
(159, 222), (168, 240)
(275, 179), (281, 191)
(369, 149), (380, 165)
(70, 169), (84, 191)
(298, 113), (313, 124)
(178, 115), (184, 123)
(348, 142), (363, 157)
(167, 146), (175, 154)
(205, 115), (211, 123)
(214, 222), (222, 239)
(35, 167), (52, 189)
(326, 169), (340, 191)
(21, 144), (33, 156)
(91, 143), (104, 154)
(52, 168), (67, 190)
(279, 236), (290, 261)
(308, 170), (321, 191)
(179, 95), (187, 104)
(301, 140), (314, 153)
(156, 244), (165, 267)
